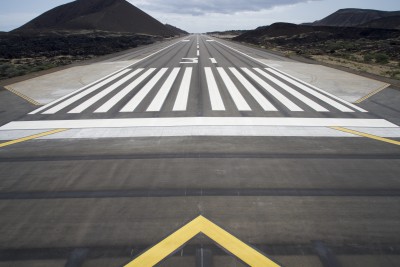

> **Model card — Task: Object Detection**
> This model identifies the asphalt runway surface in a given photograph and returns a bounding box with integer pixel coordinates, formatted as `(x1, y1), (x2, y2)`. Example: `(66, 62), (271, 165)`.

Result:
(0, 35), (400, 267)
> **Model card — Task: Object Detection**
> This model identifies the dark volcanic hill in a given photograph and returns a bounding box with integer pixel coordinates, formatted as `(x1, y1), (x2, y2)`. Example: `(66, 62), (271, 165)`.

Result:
(359, 16), (400, 30)
(165, 24), (188, 35)
(13, 0), (186, 36)
(312, 8), (400, 28)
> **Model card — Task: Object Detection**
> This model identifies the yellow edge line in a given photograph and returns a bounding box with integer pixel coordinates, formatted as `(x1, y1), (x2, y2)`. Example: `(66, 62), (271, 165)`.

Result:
(0, 129), (67, 148)
(354, 83), (390, 104)
(4, 86), (41, 106)
(125, 216), (280, 267)
(331, 126), (400, 146)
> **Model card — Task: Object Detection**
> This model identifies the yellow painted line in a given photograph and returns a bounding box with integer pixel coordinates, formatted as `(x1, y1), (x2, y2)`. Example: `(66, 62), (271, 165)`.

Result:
(125, 215), (280, 267)
(354, 83), (390, 104)
(0, 129), (67, 148)
(4, 86), (41, 106)
(331, 126), (400, 146)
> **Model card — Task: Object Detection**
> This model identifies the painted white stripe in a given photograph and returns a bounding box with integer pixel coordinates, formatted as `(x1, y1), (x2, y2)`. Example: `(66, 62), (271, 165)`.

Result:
(254, 68), (329, 112)
(269, 68), (368, 112)
(197, 50), (200, 56)
(241, 68), (303, 112)
(1, 118), (397, 130)
(120, 68), (168, 112)
(197, 45), (199, 49)
(68, 69), (144, 114)
(229, 68), (277, 111)
(29, 69), (130, 115)
(266, 68), (355, 112)
(205, 67), (225, 111)
(147, 68), (180, 112)
(173, 67), (193, 111)
(210, 58), (217, 64)
(182, 40), (190, 42)
(42, 69), (131, 114)
(95, 68), (156, 113)
(206, 40), (215, 42)
(217, 67), (251, 111)
(212, 37), (368, 113)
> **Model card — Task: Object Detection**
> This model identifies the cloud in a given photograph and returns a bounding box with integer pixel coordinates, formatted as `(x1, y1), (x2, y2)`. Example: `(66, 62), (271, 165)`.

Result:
(129, 0), (319, 16)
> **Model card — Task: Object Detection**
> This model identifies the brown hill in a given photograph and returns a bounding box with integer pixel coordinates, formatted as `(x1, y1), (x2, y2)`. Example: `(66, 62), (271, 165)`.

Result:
(165, 24), (188, 35)
(13, 0), (186, 36)
(312, 8), (400, 28)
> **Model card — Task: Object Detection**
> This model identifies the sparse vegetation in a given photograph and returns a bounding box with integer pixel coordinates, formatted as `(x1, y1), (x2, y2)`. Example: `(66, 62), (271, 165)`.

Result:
(0, 31), (159, 80)
(233, 23), (400, 80)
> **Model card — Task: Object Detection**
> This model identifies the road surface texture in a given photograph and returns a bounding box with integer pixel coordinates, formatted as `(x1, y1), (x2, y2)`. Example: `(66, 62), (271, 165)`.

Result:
(0, 35), (400, 267)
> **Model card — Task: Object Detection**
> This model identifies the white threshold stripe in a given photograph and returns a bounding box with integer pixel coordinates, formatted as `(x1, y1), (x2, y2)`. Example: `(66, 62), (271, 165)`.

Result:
(254, 68), (329, 112)
(210, 58), (217, 64)
(173, 67), (193, 111)
(242, 68), (303, 112)
(1, 118), (397, 130)
(229, 68), (277, 111)
(269, 68), (368, 113)
(95, 68), (156, 113)
(68, 69), (144, 114)
(217, 68), (251, 111)
(42, 69), (131, 114)
(120, 68), (168, 112)
(212, 38), (368, 113)
(205, 67), (225, 111)
(266, 68), (355, 112)
(30, 39), (182, 115)
(28, 69), (130, 115)
(147, 68), (180, 112)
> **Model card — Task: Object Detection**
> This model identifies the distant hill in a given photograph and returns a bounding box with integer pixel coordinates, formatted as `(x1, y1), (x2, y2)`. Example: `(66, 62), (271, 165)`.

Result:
(13, 0), (186, 36)
(311, 8), (400, 28)
(234, 22), (400, 44)
(165, 24), (188, 35)
(360, 15), (400, 30)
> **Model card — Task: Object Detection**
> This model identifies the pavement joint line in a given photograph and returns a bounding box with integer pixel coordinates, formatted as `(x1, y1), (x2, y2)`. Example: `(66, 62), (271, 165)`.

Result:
(125, 215), (280, 267)
(330, 126), (400, 146)
(354, 83), (390, 103)
(4, 85), (41, 106)
(0, 129), (67, 148)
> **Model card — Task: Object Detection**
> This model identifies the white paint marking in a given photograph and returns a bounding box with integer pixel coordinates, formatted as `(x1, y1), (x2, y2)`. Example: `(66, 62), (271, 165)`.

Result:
(197, 45), (199, 49)
(206, 40), (215, 42)
(269, 68), (368, 112)
(180, 58), (198, 64)
(147, 68), (180, 112)
(210, 58), (217, 64)
(266, 68), (355, 112)
(120, 68), (168, 112)
(205, 67), (225, 111)
(42, 69), (131, 114)
(229, 68), (277, 111)
(173, 67), (193, 111)
(95, 68), (156, 113)
(197, 50), (200, 57)
(1, 117), (397, 130)
(242, 68), (303, 112)
(182, 40), (190, 42)
(29, 39), (182, 115)
(217, 67), (251, 111)
(212, 37), (368, 112)
(68, 69), (144, 113)
(254, 68), (329, 112)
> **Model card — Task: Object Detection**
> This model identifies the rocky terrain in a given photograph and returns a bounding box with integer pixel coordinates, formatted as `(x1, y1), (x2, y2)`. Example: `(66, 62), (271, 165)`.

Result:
(233, 9), (400, 80)
(0, 31), (159, 80)
(0, 0), (187, 81)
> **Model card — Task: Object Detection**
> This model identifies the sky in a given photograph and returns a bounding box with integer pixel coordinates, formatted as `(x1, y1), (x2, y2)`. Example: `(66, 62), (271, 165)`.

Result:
(0, 0), (399, 32)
